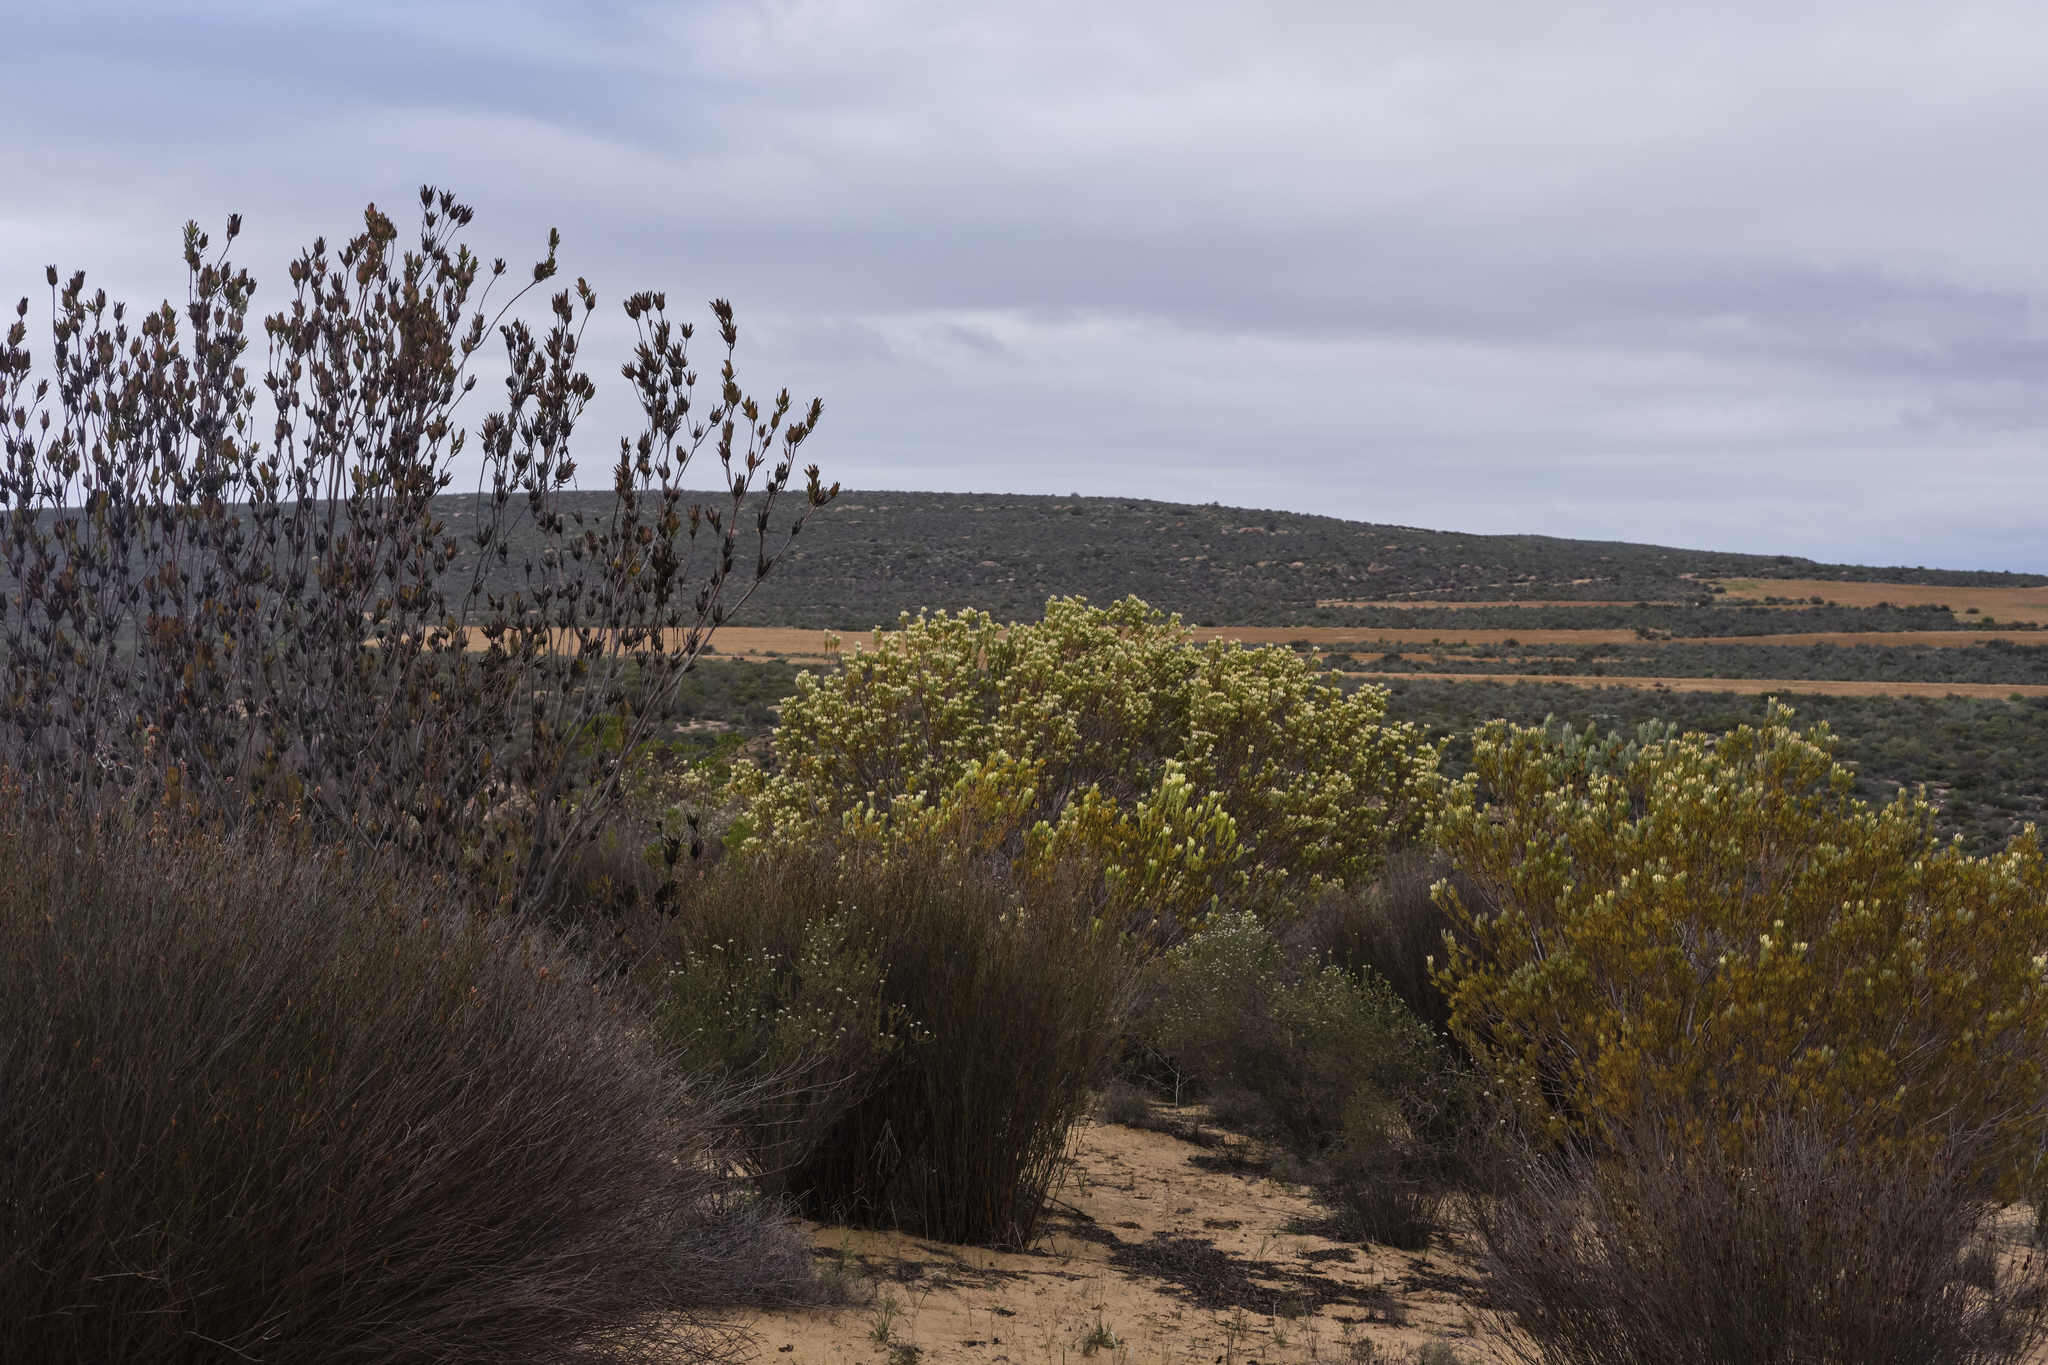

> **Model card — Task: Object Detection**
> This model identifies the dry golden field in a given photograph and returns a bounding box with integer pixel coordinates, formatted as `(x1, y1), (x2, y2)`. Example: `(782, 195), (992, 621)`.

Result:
(410, 583), (2048, 703)
(1337, 671), (2048, 700)
(1193, 626), (2048, 650)
(1314, 598), (1683, 609)
(1317, 579), (2048, 624)
(389, 625), (851, 662)
(1711, 577), (2048, 624)
(409, 594), (2048, 663)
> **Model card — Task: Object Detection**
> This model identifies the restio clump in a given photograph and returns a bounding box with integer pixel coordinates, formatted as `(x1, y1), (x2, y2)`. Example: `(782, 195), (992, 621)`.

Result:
(0, 795), (819, 1364)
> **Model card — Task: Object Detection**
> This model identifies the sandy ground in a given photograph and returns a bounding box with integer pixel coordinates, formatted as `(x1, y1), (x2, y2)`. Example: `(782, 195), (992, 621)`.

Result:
(717, 1114), (1507, 1365)
(702, 1114), (2048, 1365)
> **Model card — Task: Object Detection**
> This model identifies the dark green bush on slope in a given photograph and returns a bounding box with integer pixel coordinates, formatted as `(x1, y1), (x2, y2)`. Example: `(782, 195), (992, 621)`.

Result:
(0, 799), (817, 1365)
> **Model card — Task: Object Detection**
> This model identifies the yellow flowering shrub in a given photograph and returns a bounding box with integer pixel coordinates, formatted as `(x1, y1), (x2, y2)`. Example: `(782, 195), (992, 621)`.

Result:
(1430, 703), (2048, 1189)
(726, 596), (1439, 928)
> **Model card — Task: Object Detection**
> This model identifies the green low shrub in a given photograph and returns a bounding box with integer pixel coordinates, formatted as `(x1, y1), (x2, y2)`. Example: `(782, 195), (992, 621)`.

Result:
(652, 863), (906, 1192)
(0, 797), (816, 1364)
(1143, 911), (1466, 1247)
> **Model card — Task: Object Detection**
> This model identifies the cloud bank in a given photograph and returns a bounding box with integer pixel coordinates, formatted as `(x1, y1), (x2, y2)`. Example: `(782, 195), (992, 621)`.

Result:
(6, 0), (2048, 569)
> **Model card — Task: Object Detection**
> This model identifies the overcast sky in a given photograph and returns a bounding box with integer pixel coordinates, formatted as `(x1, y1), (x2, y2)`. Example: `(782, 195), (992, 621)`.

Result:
(8, 1), (2048, 570)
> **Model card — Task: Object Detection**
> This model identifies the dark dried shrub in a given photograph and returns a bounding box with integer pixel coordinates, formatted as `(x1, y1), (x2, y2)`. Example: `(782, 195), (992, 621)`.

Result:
(1314, 1141), (1441, 1253)
(1096, 1078), (1156, 1128)
(652, 843), (1142, 1248)
(1144, 910), (1466, 1248)
(1473, 1108), (2048, 1365)
(1291, 847), (1481, 1040)
(0, 187), (834, 914)
(548, 821), (679, 976)
(0, 796), (819, 1365)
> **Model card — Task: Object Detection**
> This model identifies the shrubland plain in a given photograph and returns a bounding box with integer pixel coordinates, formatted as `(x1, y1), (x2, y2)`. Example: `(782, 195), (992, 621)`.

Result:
(7, 192), (2048, 1365)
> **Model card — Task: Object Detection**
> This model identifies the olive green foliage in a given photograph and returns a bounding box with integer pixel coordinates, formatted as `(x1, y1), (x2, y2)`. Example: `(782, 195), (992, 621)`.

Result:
(585, 664), (2048, 861)
(1151, 913), (1442, 1151)
(661, 913), (899, 1082)
(1385, 681), (2048, 853)
(1430, 703), (2048, 1189)
(1293, 851), (1476, 1041)
(728, 595), (1440, 929)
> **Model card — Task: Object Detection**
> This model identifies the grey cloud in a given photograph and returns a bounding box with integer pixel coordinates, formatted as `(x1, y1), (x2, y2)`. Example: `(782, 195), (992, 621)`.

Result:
(4, 0), (2047, 569)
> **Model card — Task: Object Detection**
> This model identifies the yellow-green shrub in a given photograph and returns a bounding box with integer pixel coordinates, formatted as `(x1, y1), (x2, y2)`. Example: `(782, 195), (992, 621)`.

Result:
(1430, 704), (2048, 1190)
(725, 596), (1440, 928)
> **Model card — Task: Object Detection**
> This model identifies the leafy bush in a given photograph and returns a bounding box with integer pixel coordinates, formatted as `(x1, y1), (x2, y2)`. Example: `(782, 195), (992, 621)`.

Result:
(1474, 1107), (2048, 1365)
(725, 596), (1440, 931)
(1430, 704), (2048, 1189)
(1145, 912), (1465, 1246)
(0, 187), (833, 913)
(0, 797), (817, 1364)
(652, 842), (1141, 1248)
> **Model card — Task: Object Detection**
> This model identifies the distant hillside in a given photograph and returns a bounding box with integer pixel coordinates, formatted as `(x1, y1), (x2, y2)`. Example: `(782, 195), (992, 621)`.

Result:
(615, 490), (2045, 628)
(11, 490), (2034, 631)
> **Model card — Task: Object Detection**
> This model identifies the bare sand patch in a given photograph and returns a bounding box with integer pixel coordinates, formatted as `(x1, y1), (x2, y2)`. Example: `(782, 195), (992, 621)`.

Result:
(714, 1115), (1505, 1365)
